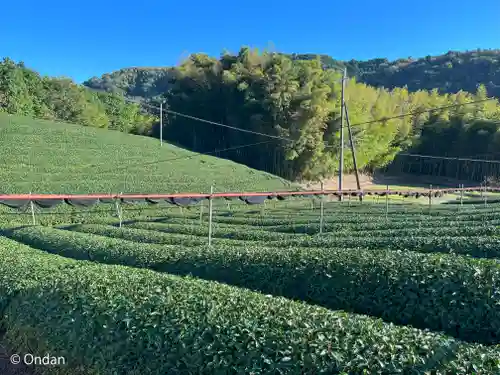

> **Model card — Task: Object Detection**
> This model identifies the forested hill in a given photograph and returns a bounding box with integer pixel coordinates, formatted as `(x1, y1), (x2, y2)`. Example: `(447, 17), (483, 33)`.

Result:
(84, 49), (500, 99)
(0, 58), (156, 135)
(292, 49), (500, 97)
(83, 67), (173, 99)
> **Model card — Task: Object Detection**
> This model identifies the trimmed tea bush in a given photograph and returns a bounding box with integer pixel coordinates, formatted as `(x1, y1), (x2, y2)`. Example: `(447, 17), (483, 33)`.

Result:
(2, 237), (499, 374)
(9, 226), (500, 344)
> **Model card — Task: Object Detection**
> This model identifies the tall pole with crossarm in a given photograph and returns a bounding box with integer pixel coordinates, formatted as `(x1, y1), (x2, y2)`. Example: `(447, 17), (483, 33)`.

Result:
(338, 68), (346, 197)
(159, 102), (163, 147)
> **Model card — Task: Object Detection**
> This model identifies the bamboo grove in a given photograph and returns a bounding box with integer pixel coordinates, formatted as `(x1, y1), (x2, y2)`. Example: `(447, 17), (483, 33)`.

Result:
(161, 48), (500, 181)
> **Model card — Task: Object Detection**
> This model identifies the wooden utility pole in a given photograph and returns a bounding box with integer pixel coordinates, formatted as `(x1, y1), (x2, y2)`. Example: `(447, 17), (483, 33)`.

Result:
(319, 181), (325, 234)
(159, 102), (163, 147)
(344, 103), (362, 201)
(338, 68), (346, 199)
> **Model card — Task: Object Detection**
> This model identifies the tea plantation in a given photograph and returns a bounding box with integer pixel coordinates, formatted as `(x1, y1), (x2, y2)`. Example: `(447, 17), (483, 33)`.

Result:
(0, 115), (499, 374)
(0, 113), (290, 194)
(0, 197), (499, 374)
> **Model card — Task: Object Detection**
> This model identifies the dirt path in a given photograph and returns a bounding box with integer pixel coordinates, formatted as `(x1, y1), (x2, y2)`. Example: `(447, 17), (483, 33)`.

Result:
(302, 174), (375, 190)
(301, 172), (480, 191)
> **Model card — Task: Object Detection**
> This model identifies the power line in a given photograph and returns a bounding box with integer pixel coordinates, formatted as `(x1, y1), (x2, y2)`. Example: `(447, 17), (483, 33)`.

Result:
(398, 153), (500, 164)
(94, 140), (277, 175)
(163, 108), (294, 142)
(347, 98), (496, 129)
(88, 87), (498, 143)
(128, 91), (498, 137)
(88, 87), (298, 144)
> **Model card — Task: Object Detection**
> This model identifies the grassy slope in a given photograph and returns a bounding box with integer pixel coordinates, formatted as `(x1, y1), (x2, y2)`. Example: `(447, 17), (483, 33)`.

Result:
(0, 113), (290, 194)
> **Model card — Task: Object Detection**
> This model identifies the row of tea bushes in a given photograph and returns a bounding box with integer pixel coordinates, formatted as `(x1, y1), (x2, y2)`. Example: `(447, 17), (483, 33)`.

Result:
(8, 225), (500, 344)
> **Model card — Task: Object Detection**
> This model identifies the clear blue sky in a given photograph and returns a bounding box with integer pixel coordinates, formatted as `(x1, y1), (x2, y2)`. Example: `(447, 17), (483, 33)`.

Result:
(1, 0), (499, 83)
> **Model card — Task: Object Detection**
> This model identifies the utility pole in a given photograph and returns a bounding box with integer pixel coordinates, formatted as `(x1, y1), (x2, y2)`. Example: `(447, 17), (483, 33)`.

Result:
(319, 181), (325, 234)
(159, 102), (163, 147)
(339, 68), (346, 199)
(344, 103), (362, 201)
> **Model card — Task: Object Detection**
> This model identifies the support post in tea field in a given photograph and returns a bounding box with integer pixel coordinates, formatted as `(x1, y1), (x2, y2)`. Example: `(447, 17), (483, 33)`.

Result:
(208, 185), (214, 247)
(428, 185), (433, 214)
(29, 192), (36, 226)
(115, 197), (123, 228)
(199, 201), (204, 225)
(385, 185), (389, 221)
(459, 184), (464, 207)
(484, 184), (487, 207)
(319, 181), (325, 235)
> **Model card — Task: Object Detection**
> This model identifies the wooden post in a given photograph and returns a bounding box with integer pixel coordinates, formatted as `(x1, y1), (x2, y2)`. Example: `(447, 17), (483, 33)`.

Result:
(208, 185), (214, 247)
(344, 104), (362, 201)
(338, 68), (346, 201)
(115, 199), (122, 228)
(320, 181), (324, 235)
(199, 201), (204, 225)
(428, 185), (433, 214)
(484, 184), (487, 207)
(385, 185), (389, 221)
(29, 192), (36, 226)
(459, 184), (463, 207)
(159, 102), (163, 147)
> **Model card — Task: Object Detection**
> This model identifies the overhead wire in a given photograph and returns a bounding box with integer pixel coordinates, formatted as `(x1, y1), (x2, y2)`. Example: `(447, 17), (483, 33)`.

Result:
(346, 98), (497, 129)
(398, 153), (500, 164)
(82, 87), (500, 175)
(9, 144), (284, 195)
(86, 140), (277, 175)
(88, 86), (498, 145)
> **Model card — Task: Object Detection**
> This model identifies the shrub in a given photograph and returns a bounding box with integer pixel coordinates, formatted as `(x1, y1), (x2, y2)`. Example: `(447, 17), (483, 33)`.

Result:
(8, 226), (500, 344)
(2, 236), (499, 374)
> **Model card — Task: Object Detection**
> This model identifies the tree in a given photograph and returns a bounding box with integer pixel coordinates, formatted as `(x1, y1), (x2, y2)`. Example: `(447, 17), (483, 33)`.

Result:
(0, 58), (156, 136)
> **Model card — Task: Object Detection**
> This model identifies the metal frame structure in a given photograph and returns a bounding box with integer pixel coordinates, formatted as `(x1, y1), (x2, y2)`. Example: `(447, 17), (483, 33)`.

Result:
(0, 185), (495, 201)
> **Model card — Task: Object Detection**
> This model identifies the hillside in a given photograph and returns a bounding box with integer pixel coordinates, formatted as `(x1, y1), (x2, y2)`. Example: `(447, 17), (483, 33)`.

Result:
(83, 67), (174, 100)
(294, 49), (500, 97)
(0, 113), (290, 194)
(85, 49), (500, 98)
(0, 58), (157, 135)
